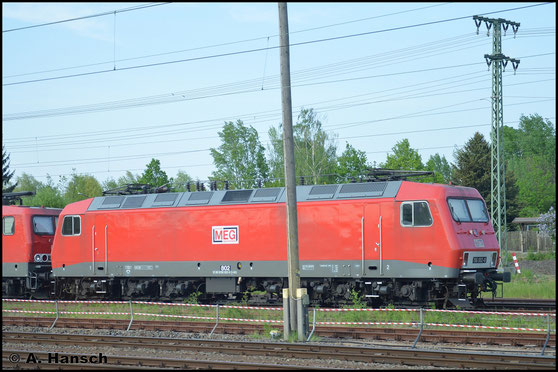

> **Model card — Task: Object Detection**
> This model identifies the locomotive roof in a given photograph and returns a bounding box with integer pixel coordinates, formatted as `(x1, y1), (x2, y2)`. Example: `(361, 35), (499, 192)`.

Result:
(2, 204), (62, 214)
(86, 181), (403, 211)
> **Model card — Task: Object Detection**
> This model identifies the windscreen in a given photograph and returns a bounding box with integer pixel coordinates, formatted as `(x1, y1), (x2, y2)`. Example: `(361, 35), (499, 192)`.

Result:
(32, 216), (55, 235)
(447, 198), (489, 223)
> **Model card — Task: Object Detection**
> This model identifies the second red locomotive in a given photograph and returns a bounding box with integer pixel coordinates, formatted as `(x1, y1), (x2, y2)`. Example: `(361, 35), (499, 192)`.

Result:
(50, 180), (510, 307)
(2, 200), (61, 298)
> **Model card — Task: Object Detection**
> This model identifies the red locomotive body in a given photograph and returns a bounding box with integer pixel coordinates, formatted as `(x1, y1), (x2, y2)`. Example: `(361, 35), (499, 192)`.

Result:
(2, 205), (61, 297)
(51, 181), (509, 307)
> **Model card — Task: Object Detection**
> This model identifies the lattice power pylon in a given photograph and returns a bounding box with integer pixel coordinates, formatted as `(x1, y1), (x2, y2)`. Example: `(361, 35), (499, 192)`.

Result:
(474, 16), (520, 267)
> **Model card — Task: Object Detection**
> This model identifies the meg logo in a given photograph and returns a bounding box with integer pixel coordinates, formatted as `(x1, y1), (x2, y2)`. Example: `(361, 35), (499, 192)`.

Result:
(212, 226), (239, 244)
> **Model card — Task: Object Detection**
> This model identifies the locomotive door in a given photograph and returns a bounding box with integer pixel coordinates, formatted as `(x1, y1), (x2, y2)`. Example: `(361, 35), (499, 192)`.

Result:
(364, 204), (382, 276)
(91, 214), (108, 276)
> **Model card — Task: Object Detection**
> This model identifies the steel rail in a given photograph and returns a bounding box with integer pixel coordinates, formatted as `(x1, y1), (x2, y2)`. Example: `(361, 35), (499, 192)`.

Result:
(2, 296), (555, 310)
(3, 331), (556, 369)
(2, 349), (312, 370)
(3, 316), (555, 347)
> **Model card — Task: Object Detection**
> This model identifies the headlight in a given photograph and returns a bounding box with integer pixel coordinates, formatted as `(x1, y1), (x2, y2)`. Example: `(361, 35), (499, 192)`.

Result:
(491, 252), (497, 267)
(463, 252), (469, 267)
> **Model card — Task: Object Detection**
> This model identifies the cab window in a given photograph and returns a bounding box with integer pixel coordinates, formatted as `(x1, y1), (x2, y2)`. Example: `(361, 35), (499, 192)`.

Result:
(2, 216), (15, 235)
(61, 215), (81, 236)
(447, 198), (489, 223)
(32, 216), (56, 235)
(400, 201), (433, 227)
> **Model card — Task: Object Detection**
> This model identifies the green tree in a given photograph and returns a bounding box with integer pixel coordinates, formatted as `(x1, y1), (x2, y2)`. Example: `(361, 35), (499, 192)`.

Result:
(2, 145), (17, 193)
(210, 120), (269, 189)
(101, 178), (119, 192)
(424, 153), (452, 184)
(380, 139), (424, 171)
(503, 114), (555, 216)
(336, 143), (369, 182)
(452, 132), (519, 225)
(173, 170), (194, 191)
(267, 125), (286, 186)
(452, 132), (491, 197)
(14, 174), (65, 208)
(138, 158), (172, 188)
(33, 175), (66, 208)
(118, 171), (141, 186)
(64, 172), (103, 203)
(268, 108), (338, 185)
(13, 172), (42, 195)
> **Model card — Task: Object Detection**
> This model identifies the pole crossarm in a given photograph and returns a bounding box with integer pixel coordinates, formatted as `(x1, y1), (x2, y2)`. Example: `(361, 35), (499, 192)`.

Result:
(473, 15), (520, 37)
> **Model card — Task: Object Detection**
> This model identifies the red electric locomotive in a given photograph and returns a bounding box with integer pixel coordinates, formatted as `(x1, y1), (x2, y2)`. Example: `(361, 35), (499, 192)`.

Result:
(50, 180), (510, 307)
(2, 194), (61, 298)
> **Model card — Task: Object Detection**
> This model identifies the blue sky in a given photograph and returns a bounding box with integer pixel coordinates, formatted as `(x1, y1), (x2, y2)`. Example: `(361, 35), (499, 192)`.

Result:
(2, 2), (555, 188)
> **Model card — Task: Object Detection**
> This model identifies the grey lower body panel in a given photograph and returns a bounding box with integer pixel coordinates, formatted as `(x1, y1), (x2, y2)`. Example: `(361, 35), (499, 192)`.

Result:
(53, 260), (460, 280)
(3, 262), (51, 278)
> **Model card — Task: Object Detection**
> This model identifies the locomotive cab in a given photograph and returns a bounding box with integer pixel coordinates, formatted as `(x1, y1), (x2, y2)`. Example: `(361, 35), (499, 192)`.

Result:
(2, 205), (61, 297)
(447, 195), (511, 306)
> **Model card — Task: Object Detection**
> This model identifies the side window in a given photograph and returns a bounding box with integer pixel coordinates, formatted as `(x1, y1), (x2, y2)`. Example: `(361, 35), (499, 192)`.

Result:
(73, 216), (80, 235)
(3, 216), (15, 235)
(61, 215), (81, 236)
(401, 204), (413, 226)
(400, 202), (433, 227)
(414, 202), (433, 226)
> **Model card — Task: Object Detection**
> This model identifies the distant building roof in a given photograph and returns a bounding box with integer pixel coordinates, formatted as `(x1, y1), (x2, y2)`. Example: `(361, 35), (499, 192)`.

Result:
(512, 217), (540, 224)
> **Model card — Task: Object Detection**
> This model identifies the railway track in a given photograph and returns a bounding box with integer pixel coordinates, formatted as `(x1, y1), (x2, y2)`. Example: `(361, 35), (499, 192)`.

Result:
(3, 296), (556, 310)
(3, 331), (556, 369)
(482, 298), (556, 311)
(3, 316), (555, 348)
(2, 349), (313, 370)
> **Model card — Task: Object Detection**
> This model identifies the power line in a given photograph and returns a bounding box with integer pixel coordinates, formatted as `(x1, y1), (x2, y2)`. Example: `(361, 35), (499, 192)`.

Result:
(4, 46), (552, 122)
(2, 3), (456, 80)
(2, 2), (550, 87)
(0, 71), (502, 146)
(2, 3), (172, 33)
(4, 76), (553, 151)
(12, 96), (554, 169)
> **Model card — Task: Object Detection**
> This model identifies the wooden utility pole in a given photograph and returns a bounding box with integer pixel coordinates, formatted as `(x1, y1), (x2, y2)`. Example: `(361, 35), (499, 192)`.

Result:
(278, 2), (300, 335)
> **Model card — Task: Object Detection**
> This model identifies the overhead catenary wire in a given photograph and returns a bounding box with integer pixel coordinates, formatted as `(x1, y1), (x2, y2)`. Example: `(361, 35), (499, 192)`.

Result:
(4, 77), (554, 153)
(3, 43), (553, 122)
(11, 97), (555, 169)
(2, 2), (551, 87)
(5, 68), (550, 150)
(2, 3), (456, 80)
(2, 3), (172, 33)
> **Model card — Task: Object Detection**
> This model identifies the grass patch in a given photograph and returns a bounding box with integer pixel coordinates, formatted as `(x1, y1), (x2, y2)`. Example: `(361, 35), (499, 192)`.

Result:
(526, 250), (556, 261)
(501, 269), (556, 299)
